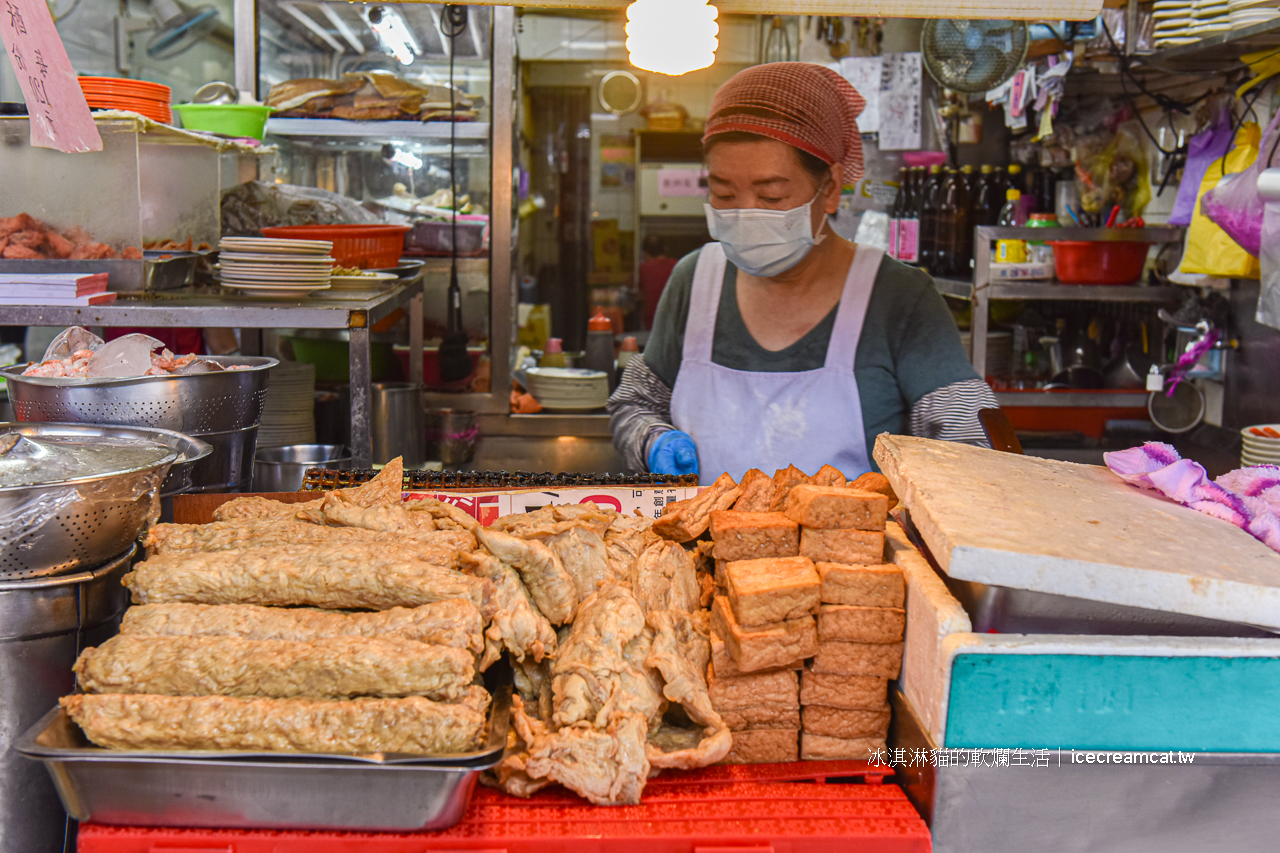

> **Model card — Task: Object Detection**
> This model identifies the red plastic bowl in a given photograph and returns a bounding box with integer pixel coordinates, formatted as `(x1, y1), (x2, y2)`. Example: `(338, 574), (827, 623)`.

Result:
(261, 224), (410, 269)
(1048, 240), (1150, 285)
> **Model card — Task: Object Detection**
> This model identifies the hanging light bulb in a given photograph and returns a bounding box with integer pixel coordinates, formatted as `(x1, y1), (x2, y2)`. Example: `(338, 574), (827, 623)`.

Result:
(625, 0), (718, 76)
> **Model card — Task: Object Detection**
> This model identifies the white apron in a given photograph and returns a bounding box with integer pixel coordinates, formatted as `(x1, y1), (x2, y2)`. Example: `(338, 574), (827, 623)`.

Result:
(670, 242), (881, 485)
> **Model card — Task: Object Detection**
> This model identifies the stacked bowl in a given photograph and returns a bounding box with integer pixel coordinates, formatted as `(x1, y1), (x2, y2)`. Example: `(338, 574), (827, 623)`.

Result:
(523, 367), (610, 411)
(1242, 424), (1280, 467)
(78, 77), (172, 124)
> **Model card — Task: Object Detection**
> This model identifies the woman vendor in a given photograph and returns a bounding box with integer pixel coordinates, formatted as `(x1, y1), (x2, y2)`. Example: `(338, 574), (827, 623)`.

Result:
(607, 62), (998, 483)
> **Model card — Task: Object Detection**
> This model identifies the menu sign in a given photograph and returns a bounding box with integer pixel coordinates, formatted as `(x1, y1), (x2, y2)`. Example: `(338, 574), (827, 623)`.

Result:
(2, 0), (101, 152)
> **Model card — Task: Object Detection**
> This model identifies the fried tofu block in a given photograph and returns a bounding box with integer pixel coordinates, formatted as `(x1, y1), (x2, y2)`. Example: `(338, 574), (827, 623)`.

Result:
(817, 604), (905, 644)
(733, 468), (777, 513)
(706, 664), (799, 710)
(715, 558), (728, 589)
(721, 706), (802, 731)
(768, 465), (813, 512)
(710, 630), (804, 678)
(812, 464), (847, 488)
(800, 668), (888, 710)
(719, 727), (799, 764)
(802, 704), (891, 739)
(800, 528), (885, 565)
(810, 640), (903, 679)
(816, 562), (905, 607)
(784, 486), (888, 531)
(725, 556), (820, 626)
(710, 597), (817, 674)
(654, 472), (741, 542)
(849, 472), (899, 510)
(801, 734), (886, 761)
(709, 511), (799, 561)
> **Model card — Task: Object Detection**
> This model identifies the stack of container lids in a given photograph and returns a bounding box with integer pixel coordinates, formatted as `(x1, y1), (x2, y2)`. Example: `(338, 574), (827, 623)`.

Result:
(1230, 0), (1280, 29)
(1242, 424), (1280, 468)
(257, 361), (316, 448)
(78, 77), (172, 124)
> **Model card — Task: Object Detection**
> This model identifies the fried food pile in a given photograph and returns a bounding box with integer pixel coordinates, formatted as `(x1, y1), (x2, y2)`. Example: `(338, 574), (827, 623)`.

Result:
(0, 212), (141, 260)
(65, 460), (494, 758)
(267, 72), (476, 122)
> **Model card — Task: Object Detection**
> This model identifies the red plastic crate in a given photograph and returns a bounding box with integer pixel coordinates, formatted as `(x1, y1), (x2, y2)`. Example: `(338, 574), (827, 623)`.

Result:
(77, 761), (929, 853)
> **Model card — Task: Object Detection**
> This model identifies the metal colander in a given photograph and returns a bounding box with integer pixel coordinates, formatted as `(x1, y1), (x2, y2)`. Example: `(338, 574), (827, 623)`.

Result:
(0, 424), (186, 579)
(3, 356), (276, 493)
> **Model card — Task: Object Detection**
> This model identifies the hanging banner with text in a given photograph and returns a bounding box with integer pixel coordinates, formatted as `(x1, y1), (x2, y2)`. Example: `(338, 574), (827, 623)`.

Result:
(2, 0), (101, 152)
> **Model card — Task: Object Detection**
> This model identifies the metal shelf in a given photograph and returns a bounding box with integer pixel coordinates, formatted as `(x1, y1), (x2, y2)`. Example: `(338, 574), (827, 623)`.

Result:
(1133, 19), (1280, 73)
(995, 391), (1151, 408)
(936, 277), (1182, 302)
(266, 118), (491, 139)
(2, 283), (424, 469)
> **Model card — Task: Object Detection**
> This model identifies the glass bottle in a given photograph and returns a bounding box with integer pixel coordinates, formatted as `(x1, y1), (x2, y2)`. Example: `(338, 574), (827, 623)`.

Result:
(996, 189), (1027, 264)
(918, 164), (944, 273)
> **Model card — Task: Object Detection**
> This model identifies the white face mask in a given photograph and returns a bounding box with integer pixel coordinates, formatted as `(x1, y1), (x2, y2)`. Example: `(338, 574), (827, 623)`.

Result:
(704, 183), (827, 278)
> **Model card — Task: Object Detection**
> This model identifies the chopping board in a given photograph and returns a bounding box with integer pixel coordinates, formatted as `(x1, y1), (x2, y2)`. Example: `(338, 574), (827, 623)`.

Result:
(873, 435), (1280, 632)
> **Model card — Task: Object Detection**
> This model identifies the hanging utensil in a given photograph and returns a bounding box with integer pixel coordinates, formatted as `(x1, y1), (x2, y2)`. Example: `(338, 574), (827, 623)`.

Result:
(439, 4), (473, 386)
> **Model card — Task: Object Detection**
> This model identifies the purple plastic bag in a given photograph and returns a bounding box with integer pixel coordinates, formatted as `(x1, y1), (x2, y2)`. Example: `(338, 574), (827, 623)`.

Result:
(1202, 109), (1280, 256)
(1169, 111), (1233, 226)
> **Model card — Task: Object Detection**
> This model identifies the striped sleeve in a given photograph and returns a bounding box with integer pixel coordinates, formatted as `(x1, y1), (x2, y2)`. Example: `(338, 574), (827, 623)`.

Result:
(908, 378), (998, 446)
(606, 354), (675, 473)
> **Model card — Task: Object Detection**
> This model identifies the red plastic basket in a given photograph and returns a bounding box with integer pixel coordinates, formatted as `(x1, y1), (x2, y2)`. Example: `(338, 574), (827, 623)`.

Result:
(261, 224), (411, 269)
(1047, 240), (1150, 285)
(76, 761), (930, 852)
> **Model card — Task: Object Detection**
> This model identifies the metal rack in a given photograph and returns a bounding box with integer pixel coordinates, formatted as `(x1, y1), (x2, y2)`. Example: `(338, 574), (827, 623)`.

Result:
(942, 225), (1185, 406)
(2, 284), (423, 469)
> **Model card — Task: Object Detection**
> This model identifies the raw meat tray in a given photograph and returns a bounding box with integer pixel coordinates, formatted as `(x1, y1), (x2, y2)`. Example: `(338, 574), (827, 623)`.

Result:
(75, 761), (932, 852)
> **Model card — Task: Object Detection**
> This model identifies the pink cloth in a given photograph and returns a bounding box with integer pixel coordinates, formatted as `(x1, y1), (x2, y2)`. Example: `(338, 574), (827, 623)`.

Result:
(1104, 442), (1280, 552)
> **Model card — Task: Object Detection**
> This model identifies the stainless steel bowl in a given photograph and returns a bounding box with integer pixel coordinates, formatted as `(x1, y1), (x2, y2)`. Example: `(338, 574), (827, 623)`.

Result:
(3, 356), (276, 493)
(253, 444), (350, 492)
(0, 423), (184, 580)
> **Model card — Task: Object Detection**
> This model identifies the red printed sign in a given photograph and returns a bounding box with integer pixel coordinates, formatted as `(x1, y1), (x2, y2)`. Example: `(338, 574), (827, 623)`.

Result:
(2, 0), (101, 152)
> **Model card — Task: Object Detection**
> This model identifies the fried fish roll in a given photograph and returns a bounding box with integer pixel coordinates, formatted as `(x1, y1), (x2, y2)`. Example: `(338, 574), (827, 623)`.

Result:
(62, 687), (490, 755)
(143, 522), (470, 568)
(123, 545), (493, 612)
(74, 634), (475, 700)
(120, 601), (485, 655)
(212, 458), (404, 522)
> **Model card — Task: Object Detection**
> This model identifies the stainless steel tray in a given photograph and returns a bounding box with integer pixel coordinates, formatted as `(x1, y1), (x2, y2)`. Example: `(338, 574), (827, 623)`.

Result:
(893, 507), (1279, 638)
(15, 676), (510, 832)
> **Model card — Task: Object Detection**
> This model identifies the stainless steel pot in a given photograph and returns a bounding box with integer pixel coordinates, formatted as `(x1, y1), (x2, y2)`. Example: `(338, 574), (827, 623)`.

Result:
(254, 444), (350, 492)
(0, 545), (133, 853)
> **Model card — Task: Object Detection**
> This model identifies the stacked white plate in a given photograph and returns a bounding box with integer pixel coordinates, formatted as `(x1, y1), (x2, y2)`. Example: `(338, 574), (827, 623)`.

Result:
(1242, 424), (1280, 467)
(257, 361), (317, 448)
(524, 367), (610, 411)
(217, 237), (335, 297)
(1230, 0), (1280, 28)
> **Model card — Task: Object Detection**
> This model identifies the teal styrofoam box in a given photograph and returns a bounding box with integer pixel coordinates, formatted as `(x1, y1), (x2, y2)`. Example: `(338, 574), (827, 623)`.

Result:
(945, 653), (1280, 752)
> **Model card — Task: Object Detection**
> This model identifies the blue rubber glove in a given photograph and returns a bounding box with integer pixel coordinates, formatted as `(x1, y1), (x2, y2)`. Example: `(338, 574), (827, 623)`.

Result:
(648, 430), (699, 477)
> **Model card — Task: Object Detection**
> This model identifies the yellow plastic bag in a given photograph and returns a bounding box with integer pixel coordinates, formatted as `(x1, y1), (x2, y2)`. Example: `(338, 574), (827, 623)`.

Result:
(1180, 121), (1261, 278)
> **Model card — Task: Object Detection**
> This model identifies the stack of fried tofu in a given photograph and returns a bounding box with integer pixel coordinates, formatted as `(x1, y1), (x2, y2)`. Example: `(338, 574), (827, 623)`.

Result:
(705, 477), (902, 763)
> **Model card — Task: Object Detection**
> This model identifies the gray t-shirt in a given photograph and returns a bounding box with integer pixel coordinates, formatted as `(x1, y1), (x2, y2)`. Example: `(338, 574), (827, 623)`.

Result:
(643, 247), (980, 454)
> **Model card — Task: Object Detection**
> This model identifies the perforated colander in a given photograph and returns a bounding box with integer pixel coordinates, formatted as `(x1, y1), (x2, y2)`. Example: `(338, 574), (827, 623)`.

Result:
(3, 356), (276, 492)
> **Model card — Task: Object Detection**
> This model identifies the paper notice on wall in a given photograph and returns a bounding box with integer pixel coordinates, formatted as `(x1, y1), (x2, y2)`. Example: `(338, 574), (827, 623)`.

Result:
(878, 52), (922, 151)
(829, 56), (882, 136)
(658, 168), (705, 197)
(1, 0), (101, 152)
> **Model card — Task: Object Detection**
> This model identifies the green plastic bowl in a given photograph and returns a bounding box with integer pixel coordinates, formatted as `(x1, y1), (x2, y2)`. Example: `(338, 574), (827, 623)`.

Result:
(173, 103), (272, 140)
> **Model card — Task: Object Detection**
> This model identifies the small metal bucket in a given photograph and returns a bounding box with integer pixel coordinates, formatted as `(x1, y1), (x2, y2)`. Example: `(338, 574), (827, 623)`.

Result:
(372, 383), (425, 467)
(253, 444), (350, 493)
(424, 409), (478, 465)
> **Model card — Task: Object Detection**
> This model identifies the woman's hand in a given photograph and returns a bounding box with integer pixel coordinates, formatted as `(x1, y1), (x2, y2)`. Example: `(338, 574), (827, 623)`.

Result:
(648, 430), (699, 476)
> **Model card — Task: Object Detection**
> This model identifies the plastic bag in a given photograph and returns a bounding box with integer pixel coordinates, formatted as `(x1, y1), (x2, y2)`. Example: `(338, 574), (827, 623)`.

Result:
(1201, 109), (1280, 256)
(1179, 121), (1261, 278)
(220, 181), (383, 237)
(1169, 110), (1233, 226)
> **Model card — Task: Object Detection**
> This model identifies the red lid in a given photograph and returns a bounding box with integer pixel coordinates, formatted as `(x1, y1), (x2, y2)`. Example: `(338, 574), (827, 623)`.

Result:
(620, 336), (639, 352)
(545, 337), (563, 353)
(588, 306), (612, 332)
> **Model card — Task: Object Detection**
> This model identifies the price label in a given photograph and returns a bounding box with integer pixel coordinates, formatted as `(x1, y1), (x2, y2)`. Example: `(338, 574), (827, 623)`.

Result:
(658, 168), (705, 198)
(2, 0), (101, 152)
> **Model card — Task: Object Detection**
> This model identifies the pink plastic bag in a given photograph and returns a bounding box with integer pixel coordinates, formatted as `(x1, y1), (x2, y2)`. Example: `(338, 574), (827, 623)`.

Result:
(1201, 109), (1280, 256)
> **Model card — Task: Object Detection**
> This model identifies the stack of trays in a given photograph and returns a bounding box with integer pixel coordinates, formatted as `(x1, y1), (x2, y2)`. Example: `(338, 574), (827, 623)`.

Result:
(959, 330), (1013, 378)
(78, 77), (172, 124)
(1242, 424), (1280, 467)
(256, 361), (316, 448)
(1230, 0), (1280, 28)
(523, 367), (609, 411)
(216, 237), (334, 297)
